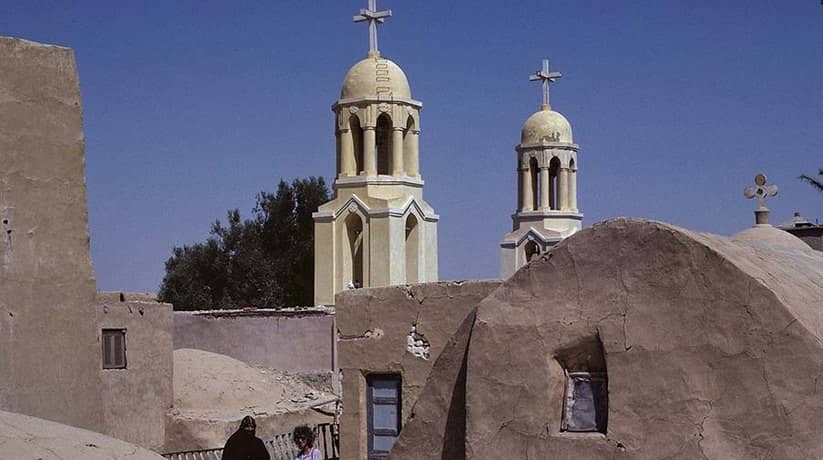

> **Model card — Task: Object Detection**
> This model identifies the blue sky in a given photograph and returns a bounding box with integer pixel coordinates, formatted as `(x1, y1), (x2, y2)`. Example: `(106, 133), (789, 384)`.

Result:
(3, 1), (822, 292)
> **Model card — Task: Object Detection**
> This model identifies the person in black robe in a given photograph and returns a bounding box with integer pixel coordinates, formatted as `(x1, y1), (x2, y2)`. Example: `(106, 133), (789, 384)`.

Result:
(221, 416), (270, 460)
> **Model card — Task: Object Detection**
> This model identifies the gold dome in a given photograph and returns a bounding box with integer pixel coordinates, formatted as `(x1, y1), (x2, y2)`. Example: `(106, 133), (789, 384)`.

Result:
(341, 56), (411, 100)
(520, 108), (573, 144)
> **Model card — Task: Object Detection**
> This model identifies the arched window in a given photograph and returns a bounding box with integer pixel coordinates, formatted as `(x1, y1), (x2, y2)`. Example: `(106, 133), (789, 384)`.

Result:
(345, 213), (364, 288)
(529, 157), (540, 211)
(376, 114), (392, 175)
(405, 214), (419, 283)
(549, 157), (561, 210)
(349, 115), (364, 174)
(524, 240), (540, 262)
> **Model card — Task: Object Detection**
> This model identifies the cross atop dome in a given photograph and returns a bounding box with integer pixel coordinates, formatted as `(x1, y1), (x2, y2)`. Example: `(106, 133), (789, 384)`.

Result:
(744, 173), (779, 225)
(529, 59), (562, 110)
(353, 0), (392, 57)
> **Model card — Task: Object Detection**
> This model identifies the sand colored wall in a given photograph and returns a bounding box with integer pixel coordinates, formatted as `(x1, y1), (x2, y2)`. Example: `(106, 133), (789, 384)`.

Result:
(98, 292), (173, 451)
(336, 280), (501, 460)
(393, 218), (823, 459)
(0, 37), (104, 431)
(174, 309), (336, 373)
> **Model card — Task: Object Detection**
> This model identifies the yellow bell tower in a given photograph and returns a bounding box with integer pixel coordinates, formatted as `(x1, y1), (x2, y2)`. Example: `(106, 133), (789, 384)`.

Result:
(313, 1), (439, 305)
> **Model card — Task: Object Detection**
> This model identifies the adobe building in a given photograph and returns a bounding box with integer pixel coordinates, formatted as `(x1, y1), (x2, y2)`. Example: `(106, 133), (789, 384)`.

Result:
(312, 1), (439, 306)
(500, 59), (582, 279)
(0, 36), (173, 452)
(387, 215), (823, 459)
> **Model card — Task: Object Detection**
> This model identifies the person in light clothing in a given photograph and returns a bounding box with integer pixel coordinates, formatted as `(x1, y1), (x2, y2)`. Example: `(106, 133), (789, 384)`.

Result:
(293, 425), (322, 460)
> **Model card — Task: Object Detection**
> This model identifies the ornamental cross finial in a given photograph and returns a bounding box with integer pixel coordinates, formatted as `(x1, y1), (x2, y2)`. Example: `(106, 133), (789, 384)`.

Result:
(744, 173), (779, 210)
(529, 59), (562, 110)
(744, 173), (779, 225)
(353, 0), (392, 57)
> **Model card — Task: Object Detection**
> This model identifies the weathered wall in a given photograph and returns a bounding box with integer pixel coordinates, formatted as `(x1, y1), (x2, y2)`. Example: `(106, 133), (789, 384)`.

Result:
(403, 219), (823, 459)
(388, 309), (476, 460)
(336, 280), (501, 460)
(98, 292), (173, 451)
(174, 309), (336, 373)
(0, 36), (104, 431)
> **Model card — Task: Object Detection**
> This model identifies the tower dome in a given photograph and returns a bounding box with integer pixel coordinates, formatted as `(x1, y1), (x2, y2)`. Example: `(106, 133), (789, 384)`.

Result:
(521, 108), (573, 144)
(340, 56), (411, 99)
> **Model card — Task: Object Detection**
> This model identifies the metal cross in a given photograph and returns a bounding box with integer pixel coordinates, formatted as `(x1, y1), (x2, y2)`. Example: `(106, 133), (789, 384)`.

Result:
(744, 173), (778, 210)
(529, 59), (562, 110)
(353, 0), (392, 57)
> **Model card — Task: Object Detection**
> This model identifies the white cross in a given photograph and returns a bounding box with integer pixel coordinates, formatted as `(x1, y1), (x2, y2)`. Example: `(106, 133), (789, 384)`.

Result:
(744, 173), (778, 210)
(529, 59), (562, 110)
(353, 0), (392, 56)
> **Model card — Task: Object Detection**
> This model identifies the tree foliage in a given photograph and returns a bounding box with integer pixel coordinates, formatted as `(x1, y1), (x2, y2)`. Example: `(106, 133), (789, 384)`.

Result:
(799, 168), (823, 193)
(158, 177), (330, 310)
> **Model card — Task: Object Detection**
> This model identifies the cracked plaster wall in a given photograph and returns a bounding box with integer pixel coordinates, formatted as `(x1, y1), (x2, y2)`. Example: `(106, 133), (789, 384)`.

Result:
(336, 280), (501, 460)
(0, 37), (104, 431)
(391, 218), (823, 459)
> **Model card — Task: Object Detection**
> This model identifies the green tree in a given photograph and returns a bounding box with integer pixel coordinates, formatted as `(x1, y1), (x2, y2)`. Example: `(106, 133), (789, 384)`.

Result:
(800, 168), (823, 192)
(158, 177), (330, 310)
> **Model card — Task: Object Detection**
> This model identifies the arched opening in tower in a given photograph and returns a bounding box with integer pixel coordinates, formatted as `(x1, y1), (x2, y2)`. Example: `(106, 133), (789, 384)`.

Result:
(376, 113), (393, 175)
(524, 240), (540, 262)
(405, 213), (419, 284)
(345, 213), (364, 288)
(549, 156), (561, 210)
(569, 158), (576, 210)
(529, 157), (540, 211)
(349, 115), (364, 175)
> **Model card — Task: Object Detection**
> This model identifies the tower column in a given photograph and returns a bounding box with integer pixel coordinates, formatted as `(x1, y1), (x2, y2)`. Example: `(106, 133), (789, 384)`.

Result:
(391, 127), (404, 176)
(520, 165), (533, 211)
(405, 129), (420, 178)
(569, 167), (577, 211)
(363, 126), (377, 176)
(559, 167), (569, 210)
(539, 166), (550, 210)
(339, 128), (355, 177)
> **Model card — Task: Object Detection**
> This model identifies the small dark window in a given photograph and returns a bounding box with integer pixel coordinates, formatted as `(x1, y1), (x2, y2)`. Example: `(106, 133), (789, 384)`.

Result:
(367, 374), (401, 459)
(102, 329), (126, 369)
(562, 371), (607, 433)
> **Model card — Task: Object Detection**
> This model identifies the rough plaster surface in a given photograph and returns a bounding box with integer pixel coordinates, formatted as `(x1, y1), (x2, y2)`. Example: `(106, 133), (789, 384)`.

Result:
(0, 36), (104, 431)
(0, 409), (165, 459)
(392, 218), (823, 459)
(174, 310), (336, 373)
(388, 309), (476, 460)
(98, 292), (173, 451)
(165, 349), (334, 452)
(336, 280), (501, 459)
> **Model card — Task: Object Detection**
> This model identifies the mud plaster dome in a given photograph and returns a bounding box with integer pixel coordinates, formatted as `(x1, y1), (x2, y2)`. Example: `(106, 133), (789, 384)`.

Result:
(340, 56), (411, 99)
(0, 410), (164, 459)
(390, 218), (823, 459)
(731, 224), (812, 251)
(521, 108), (573, 144)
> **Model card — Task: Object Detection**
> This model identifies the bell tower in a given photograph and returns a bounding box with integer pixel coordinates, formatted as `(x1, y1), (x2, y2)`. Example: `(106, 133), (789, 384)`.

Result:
(313, 0), (439, 305)
(500, 59), (582, 279)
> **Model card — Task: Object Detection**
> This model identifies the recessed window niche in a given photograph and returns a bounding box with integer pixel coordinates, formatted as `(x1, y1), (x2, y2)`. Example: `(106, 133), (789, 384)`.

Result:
(555, 335), (608, 434)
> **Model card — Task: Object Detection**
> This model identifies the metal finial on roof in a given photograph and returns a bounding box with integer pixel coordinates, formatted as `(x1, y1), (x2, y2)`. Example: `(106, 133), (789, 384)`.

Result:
(744, 173), (779, 225)
(529, 59), (562, 110)
(353, 0), (392, 57)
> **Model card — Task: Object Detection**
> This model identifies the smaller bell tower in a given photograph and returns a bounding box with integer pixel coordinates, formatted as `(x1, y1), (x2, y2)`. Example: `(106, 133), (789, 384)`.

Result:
(500, 59), (582, 279)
